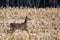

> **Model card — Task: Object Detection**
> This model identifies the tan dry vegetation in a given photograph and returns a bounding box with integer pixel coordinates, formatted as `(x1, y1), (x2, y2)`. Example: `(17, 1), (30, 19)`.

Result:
(0, 7), (60, 40)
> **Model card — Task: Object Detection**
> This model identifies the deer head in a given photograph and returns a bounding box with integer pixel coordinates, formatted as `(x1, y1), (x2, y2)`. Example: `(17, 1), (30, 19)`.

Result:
(24, 16), (31, 23)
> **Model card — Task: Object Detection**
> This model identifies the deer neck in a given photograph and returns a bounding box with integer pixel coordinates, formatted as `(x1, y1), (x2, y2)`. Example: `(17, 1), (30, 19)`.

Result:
(24, 19), (27, 23)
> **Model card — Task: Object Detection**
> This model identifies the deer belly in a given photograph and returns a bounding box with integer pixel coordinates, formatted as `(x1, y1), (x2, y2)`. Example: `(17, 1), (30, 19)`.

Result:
(17, 26), (25, 30)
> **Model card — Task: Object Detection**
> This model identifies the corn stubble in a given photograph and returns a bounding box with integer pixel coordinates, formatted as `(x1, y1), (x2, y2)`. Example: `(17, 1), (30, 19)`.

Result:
(0, 7), (60, 40)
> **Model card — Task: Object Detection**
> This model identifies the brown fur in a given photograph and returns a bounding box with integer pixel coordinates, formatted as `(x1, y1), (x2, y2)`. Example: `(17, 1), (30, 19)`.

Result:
(10, 16), (31, 33)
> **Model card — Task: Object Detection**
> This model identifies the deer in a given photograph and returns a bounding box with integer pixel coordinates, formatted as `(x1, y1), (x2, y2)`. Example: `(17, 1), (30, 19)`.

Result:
(9, 16), (31, 33)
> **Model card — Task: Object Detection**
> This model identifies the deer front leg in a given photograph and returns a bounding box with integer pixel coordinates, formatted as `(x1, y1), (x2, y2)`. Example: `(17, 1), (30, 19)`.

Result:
(10, 24), (14, 34)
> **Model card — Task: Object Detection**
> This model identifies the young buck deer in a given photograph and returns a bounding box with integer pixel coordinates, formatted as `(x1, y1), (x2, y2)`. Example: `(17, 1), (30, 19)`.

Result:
(10, 16), (31, 33)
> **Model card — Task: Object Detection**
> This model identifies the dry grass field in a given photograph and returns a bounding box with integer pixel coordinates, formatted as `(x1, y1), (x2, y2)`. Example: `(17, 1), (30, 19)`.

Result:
(0, 7), (60, 40)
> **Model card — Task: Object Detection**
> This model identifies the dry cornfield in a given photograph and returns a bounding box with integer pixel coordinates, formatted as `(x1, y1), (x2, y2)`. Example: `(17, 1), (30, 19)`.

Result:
(0, 7), (60, 40)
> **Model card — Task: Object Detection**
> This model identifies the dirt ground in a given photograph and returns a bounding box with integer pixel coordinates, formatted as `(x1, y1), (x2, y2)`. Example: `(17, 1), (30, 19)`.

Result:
(0, 7), (60, 40)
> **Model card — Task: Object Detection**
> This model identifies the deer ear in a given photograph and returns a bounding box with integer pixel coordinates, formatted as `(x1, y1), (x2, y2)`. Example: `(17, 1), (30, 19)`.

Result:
(10, 23), (12, 25)
(26, 16), (28, 18)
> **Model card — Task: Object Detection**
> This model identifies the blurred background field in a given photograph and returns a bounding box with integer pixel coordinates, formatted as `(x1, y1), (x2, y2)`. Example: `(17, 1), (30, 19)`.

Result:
(0, 7), (60, 40)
